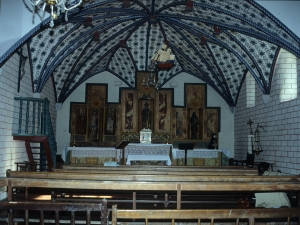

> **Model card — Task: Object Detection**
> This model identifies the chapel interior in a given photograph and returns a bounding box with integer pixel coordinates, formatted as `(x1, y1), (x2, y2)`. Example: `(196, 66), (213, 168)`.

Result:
(0, 0), (300, 224)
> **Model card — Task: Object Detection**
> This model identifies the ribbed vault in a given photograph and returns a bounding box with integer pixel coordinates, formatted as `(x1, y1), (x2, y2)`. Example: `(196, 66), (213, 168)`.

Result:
(1, 0), (300, 106)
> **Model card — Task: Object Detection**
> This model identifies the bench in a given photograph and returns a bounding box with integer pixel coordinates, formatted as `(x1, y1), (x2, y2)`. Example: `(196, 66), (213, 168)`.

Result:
(3, 170), (300, 209)
(1, 168), (300, 224)
(57, 164), (259, 176)
(111, 204), (300, 225)
(0, 199), (107, 225)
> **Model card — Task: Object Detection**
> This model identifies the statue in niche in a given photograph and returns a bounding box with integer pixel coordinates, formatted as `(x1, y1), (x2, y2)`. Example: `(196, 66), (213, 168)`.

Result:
(90, 109), (99, 141)
(142, 102), (151, 129)
(190, 111), (199, 139)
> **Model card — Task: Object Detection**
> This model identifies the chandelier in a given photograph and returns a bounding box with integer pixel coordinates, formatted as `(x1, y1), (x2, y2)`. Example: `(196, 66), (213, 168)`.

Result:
(28, 0), (83, 27)
(142, 62), (160, 89)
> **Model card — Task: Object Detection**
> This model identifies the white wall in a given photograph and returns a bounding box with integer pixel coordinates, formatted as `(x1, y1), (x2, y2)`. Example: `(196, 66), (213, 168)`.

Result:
(256, 1), (300, 38)
(0, 49), (56, 200)
(235, 49), (300, 175)
(0, 1), (45, 56)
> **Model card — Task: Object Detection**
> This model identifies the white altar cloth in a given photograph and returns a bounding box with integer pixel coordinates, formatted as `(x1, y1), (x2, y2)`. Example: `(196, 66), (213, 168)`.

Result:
(172, 149), (230, 159)
(125, 143), (172, 165)
(61, 147), (121, 162)
(124, 143), (172, 158)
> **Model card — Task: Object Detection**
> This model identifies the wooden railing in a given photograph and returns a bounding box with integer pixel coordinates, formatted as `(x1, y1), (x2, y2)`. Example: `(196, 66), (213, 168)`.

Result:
(13, 97), (50, 136)
(12, 97), (57, 169)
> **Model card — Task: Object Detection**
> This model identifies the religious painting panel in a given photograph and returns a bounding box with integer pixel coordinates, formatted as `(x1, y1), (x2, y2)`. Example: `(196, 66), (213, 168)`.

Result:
(86, 84), (106, 142)
(186, 84), (205, 109)
(70, 103), (87, 144)
(87, 84), (106, 105)
(204, 109), (219, 141)
(172, 108), (187, 140)
(136, 71), (156, 99)
(188, 108), (204, 140)
(105, 108), (116, 135)
(138, 99), (154, 131)
(154, 90), (172, 133)
(121, 90), (138, 132)
(87, 107), (103, 142)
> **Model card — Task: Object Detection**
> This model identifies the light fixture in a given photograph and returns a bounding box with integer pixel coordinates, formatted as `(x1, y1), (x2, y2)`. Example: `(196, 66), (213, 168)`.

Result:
(151, 42), (175, 70)
(142, 62), (160, 89)
(28, 0), (83, 27)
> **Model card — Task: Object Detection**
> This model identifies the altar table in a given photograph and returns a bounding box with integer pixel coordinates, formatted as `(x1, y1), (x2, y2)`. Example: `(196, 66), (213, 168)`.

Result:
(125, 143), (172, 166)
(61, 147), (121, 164)
(172, 149), (230, 166)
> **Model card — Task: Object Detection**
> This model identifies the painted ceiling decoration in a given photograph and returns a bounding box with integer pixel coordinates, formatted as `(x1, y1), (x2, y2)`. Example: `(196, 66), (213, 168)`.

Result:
(1, 0), (300, 106)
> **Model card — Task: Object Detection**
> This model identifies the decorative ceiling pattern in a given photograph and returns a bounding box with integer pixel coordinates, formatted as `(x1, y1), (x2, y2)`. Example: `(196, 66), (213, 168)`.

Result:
(1, 0), (300, 106)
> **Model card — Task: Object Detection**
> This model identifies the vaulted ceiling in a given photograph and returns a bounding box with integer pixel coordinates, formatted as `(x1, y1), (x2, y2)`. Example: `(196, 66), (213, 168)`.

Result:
(1, 0), (300, 106)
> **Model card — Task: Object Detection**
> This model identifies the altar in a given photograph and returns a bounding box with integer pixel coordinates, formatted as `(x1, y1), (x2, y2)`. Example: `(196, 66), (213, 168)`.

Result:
(172, 149), (230, 166)
(125, 143), (172, 166)
(62, 147), (121, 164)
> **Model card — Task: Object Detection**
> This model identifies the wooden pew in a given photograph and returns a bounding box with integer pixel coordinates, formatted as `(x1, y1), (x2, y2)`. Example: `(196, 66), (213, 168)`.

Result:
(3, 171), (300, 209)
(52, 166), (258, 176)
(62, 164), (253, 171)
(8, 170), (297, 183)
(0, 199), (107, 225)
(111, 205), (300, 225)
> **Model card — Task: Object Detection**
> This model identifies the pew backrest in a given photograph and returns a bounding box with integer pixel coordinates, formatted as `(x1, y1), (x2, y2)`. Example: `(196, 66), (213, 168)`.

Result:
(111, 205), (300, 225)
(0, 199), (107, 225)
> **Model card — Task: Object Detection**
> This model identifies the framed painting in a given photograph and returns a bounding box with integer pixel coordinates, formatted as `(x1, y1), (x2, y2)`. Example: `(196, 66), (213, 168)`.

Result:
(70, 103), (87, 136)
(105, 108), (116, 135)
(172, 108), (187, 140)
(154, 90), (172, 133)
(204, 109), (219, 141)
(121, 90), (138, 132)
(186, 84), (205, 109)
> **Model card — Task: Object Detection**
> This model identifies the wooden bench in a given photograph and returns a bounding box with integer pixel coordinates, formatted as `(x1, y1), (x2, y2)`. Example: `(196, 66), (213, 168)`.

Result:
(3, 170), (300, 209)
(62, 164), (254, 171)
(52, 166), (258, 176)
(0, 199), (107, 225)
(111, 205), (300, 225)
(1, 168), (300, 224)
